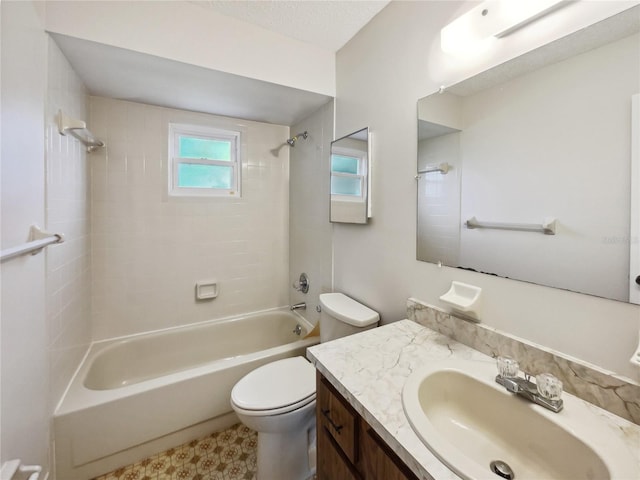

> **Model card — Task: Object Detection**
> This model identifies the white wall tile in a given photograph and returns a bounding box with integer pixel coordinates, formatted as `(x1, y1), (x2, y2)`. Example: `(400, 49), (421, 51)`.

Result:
(45, 39), (92, 408)
(89, 97), (290, 340)
(289, 102), (334, 323)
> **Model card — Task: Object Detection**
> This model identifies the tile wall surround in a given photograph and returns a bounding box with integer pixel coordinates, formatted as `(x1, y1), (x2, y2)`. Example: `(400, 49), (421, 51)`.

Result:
(289, 102), (334, 324)
(407, 298), (640, 425)
(45, 39), (92, 407)
(89, 97), (291, 340)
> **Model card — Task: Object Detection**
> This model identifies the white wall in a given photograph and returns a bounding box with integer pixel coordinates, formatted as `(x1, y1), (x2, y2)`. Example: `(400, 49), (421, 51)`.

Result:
(45, 39), (92, 411)
(89, 97), (291, 340)
(334, 0), (640, 380)
(44, 0), (335, 97)
(0, 0), (50, 472)
(289, 102), (334, 322)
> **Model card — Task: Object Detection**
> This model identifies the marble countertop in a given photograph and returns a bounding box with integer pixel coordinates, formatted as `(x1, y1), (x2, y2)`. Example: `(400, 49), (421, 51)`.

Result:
(306, 320), (640, 480)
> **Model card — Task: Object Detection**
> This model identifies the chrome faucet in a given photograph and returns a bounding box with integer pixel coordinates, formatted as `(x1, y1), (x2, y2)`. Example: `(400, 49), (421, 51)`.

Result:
(290, 302), (306, 311)
(495, 356), (564, 413)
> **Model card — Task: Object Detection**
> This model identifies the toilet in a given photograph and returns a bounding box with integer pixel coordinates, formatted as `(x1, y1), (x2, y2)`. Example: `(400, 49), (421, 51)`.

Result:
(230, 293), (379, 480)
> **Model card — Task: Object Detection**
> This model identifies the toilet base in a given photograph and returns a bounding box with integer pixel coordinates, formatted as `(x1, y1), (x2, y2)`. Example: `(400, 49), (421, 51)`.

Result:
(256, 419), (315, 480)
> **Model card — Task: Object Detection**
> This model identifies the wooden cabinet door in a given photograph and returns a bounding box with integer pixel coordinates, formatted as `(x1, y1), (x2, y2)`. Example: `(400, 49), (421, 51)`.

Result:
(317, 373), (358, 463)
(360, 425), (420, 480)
(317, 422), (359, 480)
(316, 372), (422, 480)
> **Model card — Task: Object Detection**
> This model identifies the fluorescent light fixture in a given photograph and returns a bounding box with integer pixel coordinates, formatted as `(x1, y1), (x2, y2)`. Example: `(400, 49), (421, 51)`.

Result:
(441, 0), (568, 54)
(494, 0), (568, 37)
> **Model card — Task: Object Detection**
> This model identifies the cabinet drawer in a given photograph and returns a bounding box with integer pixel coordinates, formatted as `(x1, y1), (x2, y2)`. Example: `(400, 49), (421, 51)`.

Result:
(317, 372), (358, 463)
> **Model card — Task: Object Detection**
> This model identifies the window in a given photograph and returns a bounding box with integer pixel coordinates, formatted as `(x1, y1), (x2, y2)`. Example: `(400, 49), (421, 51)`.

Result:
(330, 147), (367, 202)
(169, 123), (241, 197)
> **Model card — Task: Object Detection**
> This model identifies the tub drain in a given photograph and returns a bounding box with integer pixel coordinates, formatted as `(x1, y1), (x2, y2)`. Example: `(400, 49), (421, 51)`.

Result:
(490, 460), (515, 480)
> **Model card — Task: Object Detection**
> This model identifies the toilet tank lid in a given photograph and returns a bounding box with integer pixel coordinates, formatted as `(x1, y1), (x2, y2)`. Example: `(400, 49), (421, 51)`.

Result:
(319, 293), (379, 327)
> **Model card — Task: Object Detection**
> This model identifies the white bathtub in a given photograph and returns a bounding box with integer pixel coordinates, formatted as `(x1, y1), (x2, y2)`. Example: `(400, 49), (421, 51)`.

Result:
(54, 308), (318, 480)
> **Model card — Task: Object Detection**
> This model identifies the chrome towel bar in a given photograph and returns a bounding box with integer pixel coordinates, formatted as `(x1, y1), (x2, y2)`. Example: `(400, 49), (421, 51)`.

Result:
(1, 225), (65, 263)
(0, 459), (42, 480)
(465, 216), (557, 235)
(416, 162), (450, 178)
(57, 109), (105, 153)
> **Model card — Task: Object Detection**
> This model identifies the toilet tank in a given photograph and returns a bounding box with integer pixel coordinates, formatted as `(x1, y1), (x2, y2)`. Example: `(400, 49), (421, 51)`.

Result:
(318, 293), (379, 343)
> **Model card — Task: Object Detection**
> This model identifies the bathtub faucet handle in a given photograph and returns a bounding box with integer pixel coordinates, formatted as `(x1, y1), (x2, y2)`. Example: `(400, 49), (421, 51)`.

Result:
(293, 273), (309, 294)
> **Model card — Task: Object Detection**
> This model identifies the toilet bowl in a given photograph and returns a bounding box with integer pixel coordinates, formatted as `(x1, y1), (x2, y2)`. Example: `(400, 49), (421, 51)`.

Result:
(231, 357), (316, 480)
(230, 293), (379, 480)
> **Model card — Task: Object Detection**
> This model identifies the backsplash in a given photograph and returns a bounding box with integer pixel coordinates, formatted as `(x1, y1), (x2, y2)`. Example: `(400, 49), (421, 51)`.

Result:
(407, 298), (640, 425)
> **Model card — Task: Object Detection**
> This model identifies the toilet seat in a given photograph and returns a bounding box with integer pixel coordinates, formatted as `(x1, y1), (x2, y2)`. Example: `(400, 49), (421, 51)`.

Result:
(232, 393), (315, 417)
(231, 356), (316, 416)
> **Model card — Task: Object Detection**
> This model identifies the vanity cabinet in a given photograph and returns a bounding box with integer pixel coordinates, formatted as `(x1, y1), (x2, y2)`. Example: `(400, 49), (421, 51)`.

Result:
(316, 372), (419, 480)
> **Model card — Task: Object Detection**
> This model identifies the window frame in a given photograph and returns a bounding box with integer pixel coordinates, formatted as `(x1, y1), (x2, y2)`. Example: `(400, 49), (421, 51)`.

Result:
(330, 146), (368, 203)
(168, 123), (241, 197)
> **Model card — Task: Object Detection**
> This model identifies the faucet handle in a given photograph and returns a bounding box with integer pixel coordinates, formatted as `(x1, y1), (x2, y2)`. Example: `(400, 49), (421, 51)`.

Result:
(497, 356), (519, 378)
(293, 273), (309, 294)
(536, 373), (563, 401)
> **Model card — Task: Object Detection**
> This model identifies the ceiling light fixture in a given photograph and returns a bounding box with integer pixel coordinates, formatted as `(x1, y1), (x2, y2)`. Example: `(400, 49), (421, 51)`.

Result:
(441, 0), (569, 54)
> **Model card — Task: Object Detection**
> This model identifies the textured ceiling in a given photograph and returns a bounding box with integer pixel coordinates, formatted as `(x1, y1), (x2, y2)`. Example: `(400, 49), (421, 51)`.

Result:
(190, 0), (391, 51)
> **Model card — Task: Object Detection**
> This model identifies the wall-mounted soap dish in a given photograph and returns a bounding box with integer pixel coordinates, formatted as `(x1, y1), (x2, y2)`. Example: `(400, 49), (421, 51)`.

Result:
(196, 280), (218, 301)
(439, 281), (482, 319)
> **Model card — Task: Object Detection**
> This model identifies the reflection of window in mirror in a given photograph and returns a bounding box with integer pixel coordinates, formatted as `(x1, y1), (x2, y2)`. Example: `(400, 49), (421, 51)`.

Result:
(330, 127), (370, 224)
(331, 147), (367, 202)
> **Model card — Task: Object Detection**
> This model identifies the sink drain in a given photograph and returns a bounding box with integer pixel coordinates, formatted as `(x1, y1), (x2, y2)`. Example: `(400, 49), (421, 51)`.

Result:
(490, 460), (515, 480)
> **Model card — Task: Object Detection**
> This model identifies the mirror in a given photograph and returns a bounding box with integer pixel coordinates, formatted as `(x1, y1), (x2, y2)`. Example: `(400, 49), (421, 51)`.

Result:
(417, 7), (640, 304)
(330, 127), (370, 224)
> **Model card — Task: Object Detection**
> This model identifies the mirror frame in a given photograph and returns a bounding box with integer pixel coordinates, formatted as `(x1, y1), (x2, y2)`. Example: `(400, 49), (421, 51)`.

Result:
(330, 127), (371, 224)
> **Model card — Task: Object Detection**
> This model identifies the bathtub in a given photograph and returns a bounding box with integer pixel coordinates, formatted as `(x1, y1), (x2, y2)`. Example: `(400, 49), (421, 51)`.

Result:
(54, 308), (318, 480)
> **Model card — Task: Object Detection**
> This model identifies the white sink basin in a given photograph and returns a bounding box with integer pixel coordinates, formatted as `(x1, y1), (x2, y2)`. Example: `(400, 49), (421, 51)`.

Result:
(402, 359), (638, 480)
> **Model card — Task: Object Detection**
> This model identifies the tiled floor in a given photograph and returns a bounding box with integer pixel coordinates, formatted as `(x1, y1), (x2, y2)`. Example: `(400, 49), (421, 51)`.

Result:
(93, 423), (257, 480)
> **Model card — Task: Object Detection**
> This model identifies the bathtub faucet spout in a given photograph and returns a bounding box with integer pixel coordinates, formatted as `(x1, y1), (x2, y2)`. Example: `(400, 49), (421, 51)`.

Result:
(290, 302), (306, 311)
